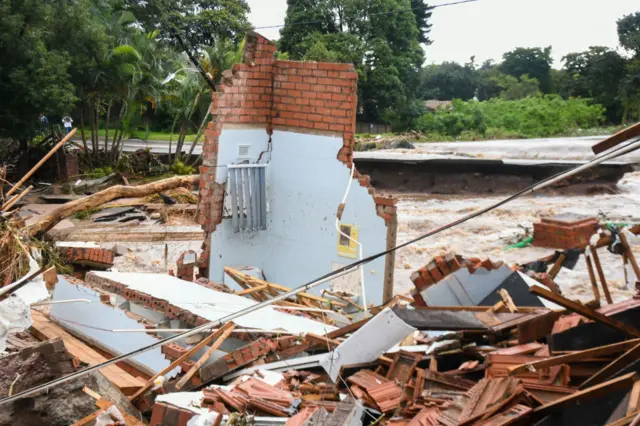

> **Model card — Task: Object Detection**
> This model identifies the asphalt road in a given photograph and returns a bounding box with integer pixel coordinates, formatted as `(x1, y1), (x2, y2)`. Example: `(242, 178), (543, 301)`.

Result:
(77, 134), (635, 164)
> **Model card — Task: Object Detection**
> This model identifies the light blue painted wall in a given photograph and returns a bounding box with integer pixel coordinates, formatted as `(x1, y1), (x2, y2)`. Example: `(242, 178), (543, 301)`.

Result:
(51, 277), (171, 374)
(52, 278), (233, 375)
(208, 128), (389, 306)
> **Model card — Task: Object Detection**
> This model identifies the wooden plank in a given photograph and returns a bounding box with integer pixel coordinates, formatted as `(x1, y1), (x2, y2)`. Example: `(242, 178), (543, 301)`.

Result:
(620, 231), (640, 284)
(30, 310), (145, 394)
(606, 410), (640, 426)
(1, 185), (32, 211)
(532, 373), (636, 418)
(6, 129), (76, 198)
(548, 254), (566, 280)
(590, 246), (614, 304)
(383, 215), (398, 304)
(499, 289), (518, 313)
(627, 381), (640, 416)
(530, 286), (640, 337)
(585, 254), (601, 303)
(508, 339), (640, 376)
(592, 121), (640, 154)
(326, 317), (371, 340)
(580, 342), (640, 389)
(175, 322), (235, 389)
(235, 284), (268, 296)
(411, 305), (545, 313)
(129, 325), (233, 401)
(224, 267), (344, 307)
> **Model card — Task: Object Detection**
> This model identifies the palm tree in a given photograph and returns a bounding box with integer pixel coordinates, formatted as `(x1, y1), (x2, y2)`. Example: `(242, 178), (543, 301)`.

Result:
(182, 38), (245, 165)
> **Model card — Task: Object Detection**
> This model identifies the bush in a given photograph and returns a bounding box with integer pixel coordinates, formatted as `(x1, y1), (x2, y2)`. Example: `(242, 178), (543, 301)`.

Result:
(413, 95), (606, 139)
(171, 160), (196, 175)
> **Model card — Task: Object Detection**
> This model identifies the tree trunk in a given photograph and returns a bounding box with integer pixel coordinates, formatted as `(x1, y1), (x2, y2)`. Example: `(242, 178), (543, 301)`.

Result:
(185, 101), (213, 165)
(110, 102), (128, 161)
(18, 138), (29, 176)
(95, 102), (100, 153)
(175, 124), (187, 162)
(27, 174), (199, 238)
(104, 99), (113, 152)
(168, 117), (178, 165)
(90, 104), (98, 155)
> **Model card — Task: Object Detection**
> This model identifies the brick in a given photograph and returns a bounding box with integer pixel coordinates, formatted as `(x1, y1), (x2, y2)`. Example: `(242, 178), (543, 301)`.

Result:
(435, 256), (450, 276)
(149, 402), (167, 426)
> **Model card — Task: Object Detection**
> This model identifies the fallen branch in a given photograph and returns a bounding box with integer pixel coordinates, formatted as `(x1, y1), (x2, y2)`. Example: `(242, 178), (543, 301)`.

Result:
(27, 174), (199, 238)
(7, 129), (77, 198)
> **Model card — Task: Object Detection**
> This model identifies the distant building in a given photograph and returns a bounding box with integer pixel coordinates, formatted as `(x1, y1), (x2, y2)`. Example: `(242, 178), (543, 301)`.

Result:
(423, 100), (453, 112)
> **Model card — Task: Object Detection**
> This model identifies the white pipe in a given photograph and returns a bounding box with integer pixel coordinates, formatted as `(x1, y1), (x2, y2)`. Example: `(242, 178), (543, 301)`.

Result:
(335, 163), (367, 309)
(31, 299), (91, 306)
(111, 328), (298, 334)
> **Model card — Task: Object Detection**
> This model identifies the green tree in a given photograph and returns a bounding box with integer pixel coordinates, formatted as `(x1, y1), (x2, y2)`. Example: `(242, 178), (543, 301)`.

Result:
(410, 0), (433, 44)
(618, 13), (640, 121)
(618, 12), (640, 56)
(279, 0), (431, 123)
(0, 0), (77, 172)
(496, 74), (540, 100)
(124, 0), (251, 47)
(501, 47), (553, 93)
(475, 60), (503, 101)
(418, 61), (476, 101)
(560, 47), (627, 122)
(279, 0), (337, 59)
(620, 59), (640, 122)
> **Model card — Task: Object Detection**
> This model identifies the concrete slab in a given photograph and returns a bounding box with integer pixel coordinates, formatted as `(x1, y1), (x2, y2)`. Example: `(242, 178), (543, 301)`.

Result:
(88, 271), (335, 335)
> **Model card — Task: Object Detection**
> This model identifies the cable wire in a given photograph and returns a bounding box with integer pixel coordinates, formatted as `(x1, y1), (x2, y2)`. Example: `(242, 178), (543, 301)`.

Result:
(253, 0), (480, 30)
(1, 138), (638, 406)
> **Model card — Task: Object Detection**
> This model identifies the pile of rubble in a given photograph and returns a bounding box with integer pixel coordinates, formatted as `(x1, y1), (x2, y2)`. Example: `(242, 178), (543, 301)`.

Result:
(3, 126), (640, 426)
(4, 246), (639, 425)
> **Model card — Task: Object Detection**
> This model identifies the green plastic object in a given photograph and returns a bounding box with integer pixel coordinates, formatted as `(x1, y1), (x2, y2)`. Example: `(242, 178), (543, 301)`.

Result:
(505, 236), (534, 251)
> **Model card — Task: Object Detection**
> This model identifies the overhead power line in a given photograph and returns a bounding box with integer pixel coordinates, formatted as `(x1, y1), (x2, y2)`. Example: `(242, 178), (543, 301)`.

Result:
(253, 0), (480, 30)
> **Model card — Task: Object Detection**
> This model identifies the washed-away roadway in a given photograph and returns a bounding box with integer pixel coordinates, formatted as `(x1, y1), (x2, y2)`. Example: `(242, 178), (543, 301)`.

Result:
(83, 134), (640, 304)
(84, 134), (640, 163)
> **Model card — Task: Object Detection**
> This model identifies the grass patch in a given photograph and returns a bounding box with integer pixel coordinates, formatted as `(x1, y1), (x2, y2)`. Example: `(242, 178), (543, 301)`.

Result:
(93, 129), (198, 143)
(73, 208), (100, 220)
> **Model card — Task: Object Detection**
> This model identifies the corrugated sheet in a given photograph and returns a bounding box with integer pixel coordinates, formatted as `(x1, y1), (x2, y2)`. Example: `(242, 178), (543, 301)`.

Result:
(229, 165), (267, 233)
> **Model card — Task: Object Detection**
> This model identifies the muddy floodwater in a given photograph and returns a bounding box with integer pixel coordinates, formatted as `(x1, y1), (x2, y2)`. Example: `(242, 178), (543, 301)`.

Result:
(393, 171), (640, 303)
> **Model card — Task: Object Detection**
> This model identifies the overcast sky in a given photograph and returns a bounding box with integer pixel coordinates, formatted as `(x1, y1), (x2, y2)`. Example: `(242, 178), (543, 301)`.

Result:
(246, 0), (639, 68)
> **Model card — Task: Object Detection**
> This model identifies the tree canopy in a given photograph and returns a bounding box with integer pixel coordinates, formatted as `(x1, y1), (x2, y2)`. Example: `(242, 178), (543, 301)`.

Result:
(124, 0), (251, 47)
(279, 0), (432, 122)
(500, 47), (553, 93)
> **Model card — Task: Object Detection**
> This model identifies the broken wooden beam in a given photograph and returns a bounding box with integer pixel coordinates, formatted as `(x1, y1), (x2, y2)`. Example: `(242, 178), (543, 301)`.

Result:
(580, 342), (640, 390)
(1, 185), (32, 211)
(591, 121), (640, 154)
(129, 324), (231, 401)
(508, 338), (640, 376)
(175, 322), (235, 389)
(585, 254), (601, 303)
(530, 286), (640, 338)
(589, 246), (614, 304)
(620, 231), (640, 285)
(532, 372), (636, 419)
(6, 129), (77, 198)
(548, 253), (566, 280)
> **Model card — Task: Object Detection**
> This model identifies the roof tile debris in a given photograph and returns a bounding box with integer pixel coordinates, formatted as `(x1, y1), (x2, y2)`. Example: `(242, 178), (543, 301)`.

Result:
(7, 123), (640, 425)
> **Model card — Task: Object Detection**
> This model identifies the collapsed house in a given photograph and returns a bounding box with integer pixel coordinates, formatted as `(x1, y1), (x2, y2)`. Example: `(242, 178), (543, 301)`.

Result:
(197, 32), (397, 307)
(3, 31), (640, 426)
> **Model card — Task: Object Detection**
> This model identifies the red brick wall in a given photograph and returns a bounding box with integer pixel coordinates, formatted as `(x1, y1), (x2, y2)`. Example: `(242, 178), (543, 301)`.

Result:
(197, 31), (397, 278)
(533, 217), (599, 249)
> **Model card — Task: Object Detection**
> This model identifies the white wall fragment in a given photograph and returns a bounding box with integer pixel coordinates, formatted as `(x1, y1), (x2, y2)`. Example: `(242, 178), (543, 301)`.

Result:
(320, 307), (416, 382)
